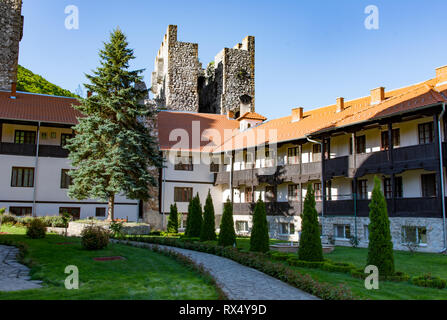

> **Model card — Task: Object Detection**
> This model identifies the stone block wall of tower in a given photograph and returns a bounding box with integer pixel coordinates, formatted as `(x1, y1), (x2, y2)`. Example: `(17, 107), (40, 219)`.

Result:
(151, 25), (200, 112)
(214, 36), (255, 115)
(150, 25), (255, 116)
(0, 0), (23, 91)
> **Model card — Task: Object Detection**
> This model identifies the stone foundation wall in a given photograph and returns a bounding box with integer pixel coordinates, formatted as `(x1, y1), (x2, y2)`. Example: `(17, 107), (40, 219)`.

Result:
(0, 0), (23, 90)
(64, 221), (150, 237)
(321, 216), (446, 253)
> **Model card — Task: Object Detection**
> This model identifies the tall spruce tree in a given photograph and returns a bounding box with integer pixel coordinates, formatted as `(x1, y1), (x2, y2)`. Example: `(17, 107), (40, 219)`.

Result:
(298, 184), (324, 261)
(66, 28), (162, 221)
(250, 197), (270, 253)
(167, 203), (179, 233)
(200, 190), (216, 241)
(218, 198), (236, 247)
(185, 193), (202, 237)
(367, 176), (395, 276)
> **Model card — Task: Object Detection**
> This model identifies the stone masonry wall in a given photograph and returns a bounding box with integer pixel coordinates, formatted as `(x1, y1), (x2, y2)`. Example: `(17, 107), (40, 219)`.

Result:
(218, 36), (255, 115)
(321, 216), (446, 253)
(150, 25), (255, 116)
(0, 0), (23, 91)
(151, 25), (199, 112)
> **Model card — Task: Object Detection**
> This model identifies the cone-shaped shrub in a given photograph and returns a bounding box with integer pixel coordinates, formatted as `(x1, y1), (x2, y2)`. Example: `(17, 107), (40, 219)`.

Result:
(298, 184), (324, 262)
(367, 176), (395, 276)
(200, 190), (217, 241)
(185, 193), (203, 237)
(218, 198), (236, 247)
(250, 197), (270, 253)
(167, 203), (178, 233)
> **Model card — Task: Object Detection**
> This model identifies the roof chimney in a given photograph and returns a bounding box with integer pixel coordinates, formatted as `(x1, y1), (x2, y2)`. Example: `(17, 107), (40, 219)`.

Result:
(336, 97), (345, 113)
(10, 82), (17, 99)
(371, 87), (385, 104)
(435, 65), (447, 85)
(291, 107), (304, 122)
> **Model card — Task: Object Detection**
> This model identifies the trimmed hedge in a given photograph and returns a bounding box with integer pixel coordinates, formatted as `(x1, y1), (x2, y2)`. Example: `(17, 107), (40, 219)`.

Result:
(412, 274), (447, 289)
(321, 261), (356, 274)
(0, 215), (67, 228)
(124, 236), (355, 300)
(350, 268), (410, 282)
(286, 257), (325, 269)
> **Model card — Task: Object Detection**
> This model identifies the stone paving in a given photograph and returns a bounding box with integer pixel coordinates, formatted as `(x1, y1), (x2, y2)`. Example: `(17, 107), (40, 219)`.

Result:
(117, 240), (318, 300)
(0, 245), (42, 292)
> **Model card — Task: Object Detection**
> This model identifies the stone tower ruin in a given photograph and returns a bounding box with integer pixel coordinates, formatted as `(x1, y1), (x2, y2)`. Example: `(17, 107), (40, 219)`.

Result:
(0, 0), (23, 91)
(151, 25), (255, 116)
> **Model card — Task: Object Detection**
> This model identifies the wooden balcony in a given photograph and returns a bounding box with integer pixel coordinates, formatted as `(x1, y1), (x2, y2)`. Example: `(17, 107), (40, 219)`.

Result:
(324, 143), (438, 179)
(233, 201), (302, 216)
(325, 197), (442, 218)
(0, 142), (69, 158)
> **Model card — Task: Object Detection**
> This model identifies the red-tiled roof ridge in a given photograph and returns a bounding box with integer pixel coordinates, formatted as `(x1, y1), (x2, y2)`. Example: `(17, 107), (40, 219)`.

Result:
(237, 111), (267, 121)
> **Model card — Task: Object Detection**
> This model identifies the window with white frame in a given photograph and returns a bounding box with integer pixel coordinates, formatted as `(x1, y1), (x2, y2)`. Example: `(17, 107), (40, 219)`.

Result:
(401, 226), (427, 245)
(334, 224), (351, 239)
(235, 221), (249, 233)
(280, 222), (295, 235)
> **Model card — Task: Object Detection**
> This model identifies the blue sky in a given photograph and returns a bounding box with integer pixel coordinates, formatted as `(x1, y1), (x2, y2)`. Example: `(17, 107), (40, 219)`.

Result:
(19, 0), (447, 119)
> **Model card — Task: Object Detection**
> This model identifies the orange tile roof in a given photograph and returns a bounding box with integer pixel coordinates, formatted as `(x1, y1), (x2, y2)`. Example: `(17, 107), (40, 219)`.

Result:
(237, 112), (267, 121)
(157, 111), (240, 152)
(213, 76), (447, 152)
(0, 91), (81, 124)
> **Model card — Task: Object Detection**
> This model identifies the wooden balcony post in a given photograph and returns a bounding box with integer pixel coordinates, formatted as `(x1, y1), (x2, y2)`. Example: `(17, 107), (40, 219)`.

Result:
(434, 114), (443, 205)
(322, 138), (327, 217)
(298, 144), (302, 175)
(388, 122), (396, 215)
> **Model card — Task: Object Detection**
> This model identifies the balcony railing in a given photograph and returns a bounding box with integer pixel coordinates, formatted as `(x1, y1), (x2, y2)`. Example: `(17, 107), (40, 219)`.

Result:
(325, 197), (441, 218)
(0, 142), (69, 158)
(324, 143), (438, 179)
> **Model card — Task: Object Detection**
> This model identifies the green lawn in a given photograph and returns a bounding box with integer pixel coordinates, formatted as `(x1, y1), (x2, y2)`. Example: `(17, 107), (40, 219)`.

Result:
(290, 246), (447, 300)
(0, 225), (220, 300)
(139, 234), (447, 300)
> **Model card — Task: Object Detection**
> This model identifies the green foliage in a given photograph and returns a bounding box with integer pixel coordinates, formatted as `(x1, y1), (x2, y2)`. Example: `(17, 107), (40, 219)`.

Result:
(298, 184), (324, 262)
(411, 274), (447, 289)
(26, 219), (46, 239)
(17, 65), (77, 97)
(367, 176), (395, 276)
(167, 203), (179, 233)
(81, 225), (109, 250)
(110, 221), (124, 238)
(200, 191), (216, 241)
(249, 198), (269, 253)
(65, 28), (163, 221)
(0, 214), (18, 225)
(185, 193), (203, 237)
(218, 199), (236, 247)
(0, 208), (5, 214)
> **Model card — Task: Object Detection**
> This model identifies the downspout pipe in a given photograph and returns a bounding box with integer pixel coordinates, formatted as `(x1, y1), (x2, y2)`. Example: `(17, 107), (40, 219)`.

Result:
(438, 102), (446, 253)
(32, 121), (41, 217)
